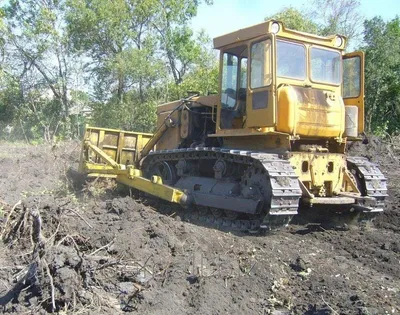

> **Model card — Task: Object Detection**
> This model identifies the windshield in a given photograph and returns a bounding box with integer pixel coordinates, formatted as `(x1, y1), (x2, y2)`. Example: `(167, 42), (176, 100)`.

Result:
(277, 40), (306, 80)
(310, 47), (341, 85)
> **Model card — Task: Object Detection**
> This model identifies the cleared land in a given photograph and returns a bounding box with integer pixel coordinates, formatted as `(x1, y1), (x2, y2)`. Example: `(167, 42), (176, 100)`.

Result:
(0, 139), (399, 314)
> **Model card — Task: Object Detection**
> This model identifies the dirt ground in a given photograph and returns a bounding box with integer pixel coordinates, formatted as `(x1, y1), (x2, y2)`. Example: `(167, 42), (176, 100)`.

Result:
(0, 138), (399, 315)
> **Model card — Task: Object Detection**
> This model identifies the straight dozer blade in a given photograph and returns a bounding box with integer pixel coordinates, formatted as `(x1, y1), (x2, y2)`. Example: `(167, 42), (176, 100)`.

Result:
(78, 125), (190, 205)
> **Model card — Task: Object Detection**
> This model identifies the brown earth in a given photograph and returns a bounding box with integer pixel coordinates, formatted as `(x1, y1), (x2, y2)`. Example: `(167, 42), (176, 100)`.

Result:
(0, 138), (399, 314)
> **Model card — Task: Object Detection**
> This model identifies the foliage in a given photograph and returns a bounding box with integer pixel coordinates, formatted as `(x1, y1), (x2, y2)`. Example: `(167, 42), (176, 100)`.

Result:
(0, 0), (399, 140)
(311, 0), (363, 47)
(267, 1), (363, 47)
(167, 32), (219, 100)
(0, 74), (20, 138)
(265, 7), (319, 34)
(0, 0), (215, 141)
(2, 0), (86, 142)
(65, 0), (215, 131)
(363, 16), (400, 135)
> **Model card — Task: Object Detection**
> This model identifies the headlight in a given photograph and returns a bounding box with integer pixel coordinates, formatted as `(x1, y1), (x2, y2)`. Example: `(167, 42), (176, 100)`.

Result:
(334, 36), (344, 47)
(271, 22), (280, 34)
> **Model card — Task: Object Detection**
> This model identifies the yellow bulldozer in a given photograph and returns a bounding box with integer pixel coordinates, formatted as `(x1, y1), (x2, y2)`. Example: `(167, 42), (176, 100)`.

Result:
(79, 20), (387, 231)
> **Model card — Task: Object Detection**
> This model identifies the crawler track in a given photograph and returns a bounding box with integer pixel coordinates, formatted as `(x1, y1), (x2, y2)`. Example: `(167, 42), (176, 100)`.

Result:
(142, 147), (302, 231)
(347, 156), (388, 212)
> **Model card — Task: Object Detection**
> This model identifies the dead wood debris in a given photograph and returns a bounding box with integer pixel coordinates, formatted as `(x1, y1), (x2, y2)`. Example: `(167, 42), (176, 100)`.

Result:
(0, 199), (147, 313)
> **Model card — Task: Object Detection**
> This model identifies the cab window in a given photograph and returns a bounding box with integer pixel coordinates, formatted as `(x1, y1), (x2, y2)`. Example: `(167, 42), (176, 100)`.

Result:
(240, 58), (247, 88)
(343, 56), (361, 98)
(220, 46), (248, 129)
(238, 58), (248, 101)
(221, 53), (238, 109)
(310, 47), (341, 85)
(250, 39), (272, 89)
(277, 40), (306, 80)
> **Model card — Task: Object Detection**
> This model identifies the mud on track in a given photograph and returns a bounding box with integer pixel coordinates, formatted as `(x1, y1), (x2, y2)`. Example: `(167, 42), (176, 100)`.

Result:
(0, 139), (399, 314)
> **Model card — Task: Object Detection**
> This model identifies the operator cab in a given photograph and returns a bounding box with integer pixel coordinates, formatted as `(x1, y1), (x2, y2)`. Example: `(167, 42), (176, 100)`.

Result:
(213, 20), (365, 140)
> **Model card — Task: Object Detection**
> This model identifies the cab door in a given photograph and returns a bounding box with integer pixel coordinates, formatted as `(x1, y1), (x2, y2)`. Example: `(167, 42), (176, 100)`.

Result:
(343, 51), (365, 133)
(246, 34), (276, 128)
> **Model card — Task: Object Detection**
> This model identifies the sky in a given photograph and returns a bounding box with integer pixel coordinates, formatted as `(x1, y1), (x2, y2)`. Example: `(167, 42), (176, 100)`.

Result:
(191, 0), (400, 39)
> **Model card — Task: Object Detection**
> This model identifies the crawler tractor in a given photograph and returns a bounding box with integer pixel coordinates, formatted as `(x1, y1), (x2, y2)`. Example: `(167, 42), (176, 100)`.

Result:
(79, 20), (387, 230)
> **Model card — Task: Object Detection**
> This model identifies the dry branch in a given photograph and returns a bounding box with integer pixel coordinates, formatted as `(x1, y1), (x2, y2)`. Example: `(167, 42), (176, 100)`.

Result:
(88, 240), (114, 256)
(321, 296), (339, 315)
(67, 208), (93, 228)
(43, 258), (56, 312)
(0, 200), (22, 239)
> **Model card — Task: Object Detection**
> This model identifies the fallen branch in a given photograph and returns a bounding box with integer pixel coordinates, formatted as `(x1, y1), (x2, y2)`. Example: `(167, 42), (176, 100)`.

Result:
(67, 208), (93, 229)
(45, 222), (61, 246)
(43, 258), (56, 312)
(0, 200), (22, 239)
(64, 235), (84, 263)
(321, 295), (339, 315)
(138, 255), (153, 274)
(88, 240), (114, 256)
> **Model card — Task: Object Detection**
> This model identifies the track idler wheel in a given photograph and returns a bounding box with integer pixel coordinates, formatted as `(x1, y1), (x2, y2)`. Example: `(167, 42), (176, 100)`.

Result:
(146, 161), (177, 185)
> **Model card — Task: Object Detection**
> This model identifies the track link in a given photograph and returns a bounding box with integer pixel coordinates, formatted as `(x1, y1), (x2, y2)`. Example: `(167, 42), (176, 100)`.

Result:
(347, 157), (388, 213)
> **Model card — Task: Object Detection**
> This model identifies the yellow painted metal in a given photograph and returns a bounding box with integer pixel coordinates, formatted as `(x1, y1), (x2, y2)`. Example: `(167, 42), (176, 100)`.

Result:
(343, 170), (361, 194)
(140, 118), (173, 160)
(246, 35), (277, 128)
(276, 86), (345, 138)
(79, 129), (186, 204)
(81, 162), (126, 175)
(82, 161), (185, 203)
(212, 20), (350, 141)
(208, 127), (277, 137)
(79, 125), (153, 173)
(116, 168), (185, 204)
(288, 152), (356, 197)
(213, 20), (345, 50)
(86, 142), (120, 169)
(222, 133), (290, 151)
(304, 196), (356, 205)
(156, 95), (218, 151)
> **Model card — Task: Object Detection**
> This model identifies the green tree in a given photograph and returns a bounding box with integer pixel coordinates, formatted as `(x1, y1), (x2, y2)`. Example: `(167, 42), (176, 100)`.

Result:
(66, 0), (164, 103)
(167, 32), (218, 100)
(363, 16), (400, 134)
(66, 0), (214, 132)
(267, 1), (363, 47)
(265, 7), (319, 34)
(312, 0), (363, 47)
(3, 0), (78, 142)
(0, 75), (20, 137)
(153, 0), (207, 85)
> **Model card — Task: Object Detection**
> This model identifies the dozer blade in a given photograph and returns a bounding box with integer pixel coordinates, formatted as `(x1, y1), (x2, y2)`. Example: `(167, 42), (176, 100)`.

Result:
(79, 125), (154, 175)
(78, 125), (189, 205)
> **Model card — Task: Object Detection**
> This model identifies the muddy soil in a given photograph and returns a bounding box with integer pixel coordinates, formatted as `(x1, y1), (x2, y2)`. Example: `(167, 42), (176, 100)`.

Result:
(0, 139), (399, 314)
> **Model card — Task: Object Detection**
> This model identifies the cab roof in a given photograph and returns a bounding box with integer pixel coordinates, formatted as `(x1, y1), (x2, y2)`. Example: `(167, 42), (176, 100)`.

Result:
(213, 20), (346, 50)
